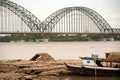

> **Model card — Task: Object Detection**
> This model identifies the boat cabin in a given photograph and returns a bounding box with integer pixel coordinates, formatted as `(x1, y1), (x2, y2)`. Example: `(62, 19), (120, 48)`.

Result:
(80, 57), (120, 68)
(79, 54), (98, 66)
(95, 58), (120, 68)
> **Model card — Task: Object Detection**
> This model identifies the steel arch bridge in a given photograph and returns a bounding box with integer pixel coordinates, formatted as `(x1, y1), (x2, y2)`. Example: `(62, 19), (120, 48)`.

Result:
(0, 0), (42, 32)
(0, 0), (120, 34)
(43, 7), (115, 33)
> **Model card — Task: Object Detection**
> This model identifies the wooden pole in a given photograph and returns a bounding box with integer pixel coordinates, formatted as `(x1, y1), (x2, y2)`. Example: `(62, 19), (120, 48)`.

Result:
(95, 58), (96, 76)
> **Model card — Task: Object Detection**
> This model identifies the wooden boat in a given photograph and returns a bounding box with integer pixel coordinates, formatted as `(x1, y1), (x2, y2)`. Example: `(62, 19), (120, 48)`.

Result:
(65, 57), (120, 76)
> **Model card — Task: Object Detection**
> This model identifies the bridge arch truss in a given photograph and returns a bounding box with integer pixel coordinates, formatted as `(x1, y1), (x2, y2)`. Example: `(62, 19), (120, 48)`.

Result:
(43, 7), (114, 33)
(0, 0), (119, 34)
(0, 0), (43, 32)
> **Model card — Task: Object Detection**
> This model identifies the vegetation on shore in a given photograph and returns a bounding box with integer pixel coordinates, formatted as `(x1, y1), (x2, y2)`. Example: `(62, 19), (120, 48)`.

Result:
(0, 34), (120, 42)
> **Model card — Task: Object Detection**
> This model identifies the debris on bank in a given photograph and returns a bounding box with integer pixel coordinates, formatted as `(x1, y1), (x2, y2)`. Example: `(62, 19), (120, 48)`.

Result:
(30, 53), (54, 61)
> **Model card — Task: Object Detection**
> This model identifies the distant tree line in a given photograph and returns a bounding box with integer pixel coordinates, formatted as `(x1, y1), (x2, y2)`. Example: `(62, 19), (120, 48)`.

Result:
(0, 34), (120, 42)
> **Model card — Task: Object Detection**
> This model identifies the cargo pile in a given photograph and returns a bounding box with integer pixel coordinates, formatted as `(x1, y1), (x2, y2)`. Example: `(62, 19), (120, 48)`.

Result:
(106, 52), (120, 58)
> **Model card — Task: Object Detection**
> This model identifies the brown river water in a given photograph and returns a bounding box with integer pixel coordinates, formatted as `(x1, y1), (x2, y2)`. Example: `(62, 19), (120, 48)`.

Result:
(0, 41), (120, 60)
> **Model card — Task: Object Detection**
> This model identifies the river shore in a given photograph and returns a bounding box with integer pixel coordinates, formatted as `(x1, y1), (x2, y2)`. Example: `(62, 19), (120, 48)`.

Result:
(0, 59), (82, 80)
(0, 41), (120, 79)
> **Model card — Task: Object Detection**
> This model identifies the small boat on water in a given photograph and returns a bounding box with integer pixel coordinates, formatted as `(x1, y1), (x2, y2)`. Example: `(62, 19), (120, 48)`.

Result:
(65, 56), (120, 76)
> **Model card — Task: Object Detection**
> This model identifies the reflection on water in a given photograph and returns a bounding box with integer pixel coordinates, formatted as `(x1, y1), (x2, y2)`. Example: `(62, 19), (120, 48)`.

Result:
(39, 76), (120, 80)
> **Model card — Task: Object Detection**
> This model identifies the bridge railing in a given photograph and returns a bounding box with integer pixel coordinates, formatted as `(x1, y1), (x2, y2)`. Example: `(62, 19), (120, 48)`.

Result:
(104, 28), (120, 33)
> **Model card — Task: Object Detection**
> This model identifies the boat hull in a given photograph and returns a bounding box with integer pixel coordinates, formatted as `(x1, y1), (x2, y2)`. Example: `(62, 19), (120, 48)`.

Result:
(65, 63), (120, 76)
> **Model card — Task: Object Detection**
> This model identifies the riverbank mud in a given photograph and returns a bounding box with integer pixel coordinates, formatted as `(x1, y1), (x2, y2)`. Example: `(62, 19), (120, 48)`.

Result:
(0, 59), (82, 80)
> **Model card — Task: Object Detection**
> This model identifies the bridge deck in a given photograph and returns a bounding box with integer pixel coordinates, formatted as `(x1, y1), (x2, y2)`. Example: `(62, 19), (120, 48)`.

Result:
(0, 32), (119, 34)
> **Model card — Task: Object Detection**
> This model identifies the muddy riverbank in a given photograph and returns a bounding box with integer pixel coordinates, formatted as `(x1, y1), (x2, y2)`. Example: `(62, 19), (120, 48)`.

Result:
(0, 59), (82, 80)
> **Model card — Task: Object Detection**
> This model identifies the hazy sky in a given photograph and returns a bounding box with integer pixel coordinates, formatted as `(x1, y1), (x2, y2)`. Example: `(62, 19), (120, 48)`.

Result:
(10, 0), (120, 28)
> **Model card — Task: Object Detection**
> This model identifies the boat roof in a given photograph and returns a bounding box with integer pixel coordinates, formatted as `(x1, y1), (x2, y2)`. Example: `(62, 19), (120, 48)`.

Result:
(79, 57), (94, 60)
(79, 57), (120, 62)
(95, 58), (120, 62)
